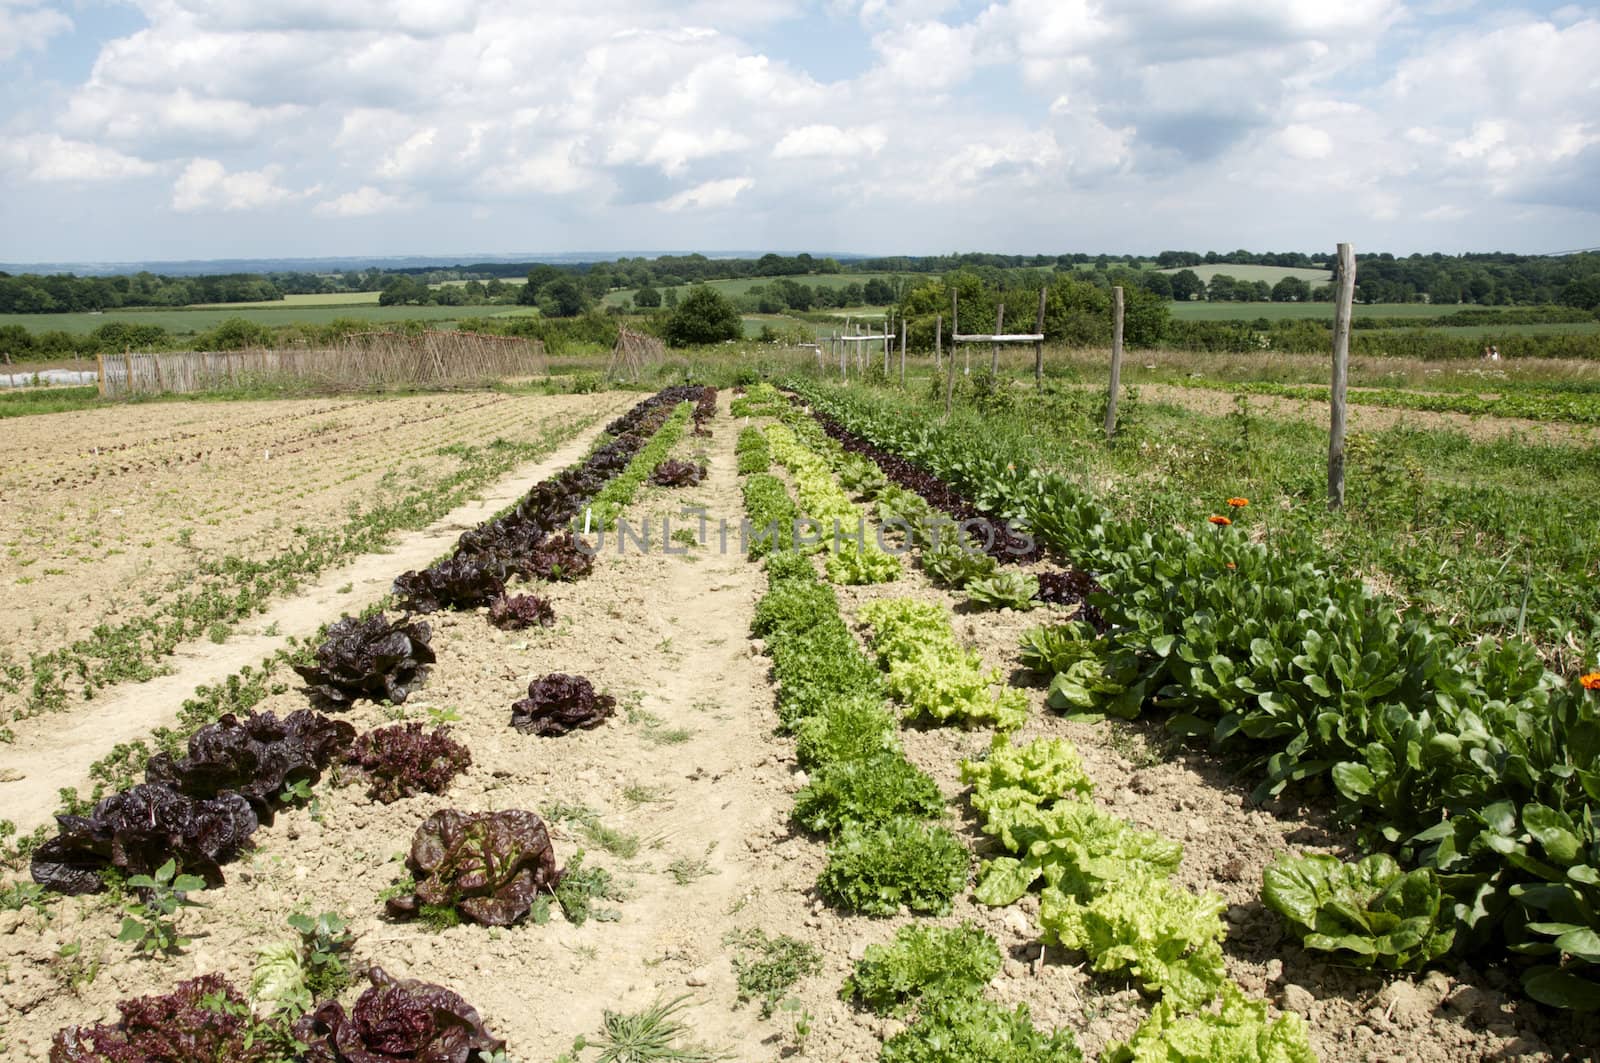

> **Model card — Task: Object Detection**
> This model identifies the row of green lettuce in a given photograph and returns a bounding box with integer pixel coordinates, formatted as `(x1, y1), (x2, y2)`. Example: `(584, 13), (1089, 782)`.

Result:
(742, 408), (1325, 1060)
(787, 383), (1461, 981)
(788, 379), (1600, 1012)
(739, 421), (1098, 1058)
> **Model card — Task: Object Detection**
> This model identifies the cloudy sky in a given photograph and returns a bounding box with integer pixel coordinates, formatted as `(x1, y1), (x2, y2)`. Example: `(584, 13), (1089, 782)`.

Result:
(1, 0), (1597, 263)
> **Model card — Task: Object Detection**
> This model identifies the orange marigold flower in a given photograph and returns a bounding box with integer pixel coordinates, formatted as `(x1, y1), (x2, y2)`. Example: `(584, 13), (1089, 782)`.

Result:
(1227, 497), (1250, 508)
(1582, 672), (1600, 691)
(1225, 562), (1237, 570)
(1208, 515), (1232, 526)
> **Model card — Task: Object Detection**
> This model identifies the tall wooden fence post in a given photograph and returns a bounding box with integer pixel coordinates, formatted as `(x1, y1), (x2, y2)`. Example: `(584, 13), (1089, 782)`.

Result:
(838, 331), (845, 382)
(1033, 287), (1046, 389)
(1104, 286), (1124, 443)
(934, 314), (943, 372)
(1329, 242), (1356, 509)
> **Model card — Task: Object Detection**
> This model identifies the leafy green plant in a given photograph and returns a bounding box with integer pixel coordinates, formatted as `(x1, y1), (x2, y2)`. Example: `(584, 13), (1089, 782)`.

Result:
(973, 798), (1183, 906)
(792, 694), (900, 768)
(1039, 876), (1227, 1011)
(726, 928), (822, 1018)
(841, 923), (1001, 1015)
(880, 996), (1082, 1063)
(1103, 981), (1316, 1063)
(965, 571), (1040, 611)
(920, 534), (1000, 588)
(792, 751), (944, 835)
(860, 598), (1028, 730)
(961, 734), (1094, 820)
(1262, 852), (1454, 971)
(0, 878), (45, 913)
(117, 858), (206, 956)
(551, 850), (624, 926)
(817, 816), (968, 917)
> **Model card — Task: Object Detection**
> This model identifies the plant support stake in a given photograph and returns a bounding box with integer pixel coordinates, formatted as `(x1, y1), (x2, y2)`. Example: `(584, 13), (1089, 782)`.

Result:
(1105, 286), (1124, 442)
(1329, 242), (1356, 508)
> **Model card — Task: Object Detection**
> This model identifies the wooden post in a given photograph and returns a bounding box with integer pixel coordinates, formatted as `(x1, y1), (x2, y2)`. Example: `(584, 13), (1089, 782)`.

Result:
(1105, 286), (1124, 442)
(838, 331), (846, 382)
(95, 352), (104, 397)
(934, 314), (943, 372)
(991, 303), (1004, 374)
(1033, 287), (1047, 389)
(899, 316), (907, 387)
(1329, 242), (1356, 509)
(883, 313), (890, 376)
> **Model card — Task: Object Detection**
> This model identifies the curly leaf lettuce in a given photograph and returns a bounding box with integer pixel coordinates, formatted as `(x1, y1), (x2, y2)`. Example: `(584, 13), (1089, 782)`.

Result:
(1040, 877), (1227, 1011)
(1103, 981), (1317, 1063)
(974, 800), (1182, 906)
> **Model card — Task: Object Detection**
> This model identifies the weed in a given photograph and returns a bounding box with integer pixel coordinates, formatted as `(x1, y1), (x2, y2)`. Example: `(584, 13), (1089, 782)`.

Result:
(724, 928), (822, 1019)
(622, 783), (669, 805)
(206, 622), (230, 644)
(588, 995), (729, 1063)
(667, 845), (717, 886)
(582, 821), (642, 860)
(117, 858), (206, 956)
(53, 941), (102, 992)
(426, 705), (463, 725)
(549, 851), (624, 926)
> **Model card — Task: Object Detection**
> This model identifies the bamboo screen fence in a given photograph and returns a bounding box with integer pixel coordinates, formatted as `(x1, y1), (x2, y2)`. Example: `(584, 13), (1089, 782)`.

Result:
(99, 331), (546, 397)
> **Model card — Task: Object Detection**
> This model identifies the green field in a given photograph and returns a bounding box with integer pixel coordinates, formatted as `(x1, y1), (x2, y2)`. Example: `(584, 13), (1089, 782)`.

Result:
(1156, 263), (1331, 285)
(192, 291), (384, 308)
(1170, 300), (1445, 320)
(2, 303), (538, 336)
(602, 272), (911, 308)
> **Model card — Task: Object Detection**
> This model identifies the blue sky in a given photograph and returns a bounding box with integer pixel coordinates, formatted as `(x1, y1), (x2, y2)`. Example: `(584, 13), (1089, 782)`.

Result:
(1, 0), (1596, 264)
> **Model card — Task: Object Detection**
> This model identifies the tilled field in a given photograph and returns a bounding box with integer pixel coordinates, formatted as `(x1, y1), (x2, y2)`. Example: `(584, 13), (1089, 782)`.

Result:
(0, 391), (618, 724)
(1, 389), (1591, 1061)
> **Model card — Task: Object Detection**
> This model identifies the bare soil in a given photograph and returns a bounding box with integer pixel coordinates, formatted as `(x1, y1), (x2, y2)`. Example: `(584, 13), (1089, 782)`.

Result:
(0, 391), (620, 723)
(0, 393), (1592, 1061)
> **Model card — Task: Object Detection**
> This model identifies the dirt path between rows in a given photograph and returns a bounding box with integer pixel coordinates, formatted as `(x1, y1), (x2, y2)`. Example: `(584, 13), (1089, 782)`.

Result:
(1141, 382), (1600, 446)
(0, 394), (635, 836)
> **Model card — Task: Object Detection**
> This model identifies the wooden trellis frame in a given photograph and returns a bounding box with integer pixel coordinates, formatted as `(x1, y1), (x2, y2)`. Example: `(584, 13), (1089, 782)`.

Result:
(950, 289), (1047, 381)
(607, 327), (665, 381)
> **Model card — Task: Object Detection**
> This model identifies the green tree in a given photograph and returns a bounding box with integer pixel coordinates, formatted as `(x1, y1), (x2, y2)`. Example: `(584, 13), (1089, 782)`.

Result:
(634, 285), (662, 308)
(1169, 269), (1203, 301)
(665, 285), (743, 346)
(537, 278), (590, 317)
(1271, 276), (1311, 302)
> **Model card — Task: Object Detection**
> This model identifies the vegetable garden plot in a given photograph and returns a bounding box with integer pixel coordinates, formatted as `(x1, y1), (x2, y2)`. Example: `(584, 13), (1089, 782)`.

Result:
(4, 382), (1588, 1061)
(0, 391), (621, 725)
(0, 385), (821, 1061)
(786, 379), (1600, 1052)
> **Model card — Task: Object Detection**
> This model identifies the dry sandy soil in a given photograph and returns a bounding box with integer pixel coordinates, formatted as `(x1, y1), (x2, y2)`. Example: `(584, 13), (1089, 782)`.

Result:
(0, 391), (619, 724)
(0, 391), (1593, 1061)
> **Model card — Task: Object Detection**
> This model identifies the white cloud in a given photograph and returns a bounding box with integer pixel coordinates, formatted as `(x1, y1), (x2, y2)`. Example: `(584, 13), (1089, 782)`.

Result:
(1, 0), (1596, 258)
(172, 158), (299, 211)
(772, 124), (886, 159)
(313, 186), (407, 216)
(0, 0), (71, 62)
(658, 176), (752, 211)
(1279, 124), (1333, 160)
(0, 135), (159, 181)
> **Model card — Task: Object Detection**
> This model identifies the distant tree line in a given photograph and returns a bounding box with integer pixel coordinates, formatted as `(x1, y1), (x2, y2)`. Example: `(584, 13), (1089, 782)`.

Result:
(9, 249), (1599, 316)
